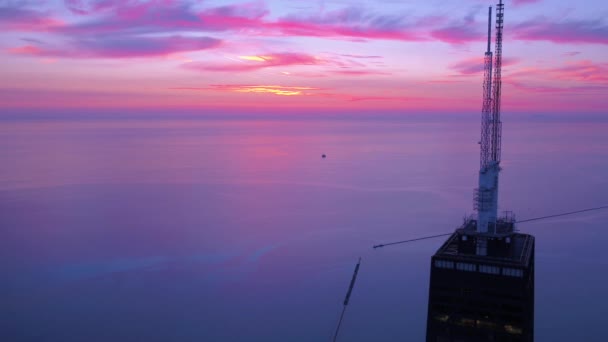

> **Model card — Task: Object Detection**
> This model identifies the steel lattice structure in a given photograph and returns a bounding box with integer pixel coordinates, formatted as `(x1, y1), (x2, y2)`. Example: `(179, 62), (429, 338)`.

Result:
(491, 0), (505, 164)
(479, 6), (494, 171)
(476, 0), (505, 245)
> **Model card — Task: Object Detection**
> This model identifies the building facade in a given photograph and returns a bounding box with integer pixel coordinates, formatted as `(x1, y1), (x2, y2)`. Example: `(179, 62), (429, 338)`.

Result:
(426, 221), (534, 342)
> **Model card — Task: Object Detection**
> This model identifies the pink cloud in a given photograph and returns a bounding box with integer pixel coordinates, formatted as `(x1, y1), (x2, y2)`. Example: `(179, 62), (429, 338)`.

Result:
(450, 57), (520, 75)
(184, 53), (321, 72)
(269, 20), (424, 41)
(509, 61), (608, 85)
(1, 1), (435, 62)
(0, 5), (63, 30)
(428, 7), (486, 45)
(431, 24), (482, 44)
(64, 0), (122, 15)
(551, 61), (608, 83)
(513, 19), (608, 44)
(271, 6), (425, 41)
(172, 84), (321, 96)
(329, 70), (390, 76)
(182, 52), (387, 75)
(2, 0), (503, 62)
(55, 1), (242, 35)
(8, 35), (221, 58)
(8, 45), (43, 55)
(506, 80), (606, 94)
(502, 60), (608, 96)
(348, 95), (417, 102)
(55, 2), (426, 42)
(426, 79), (467, 84)
(512, 0), (542, 6)
(339, 54), (383, 59)
(170, 84), (424, 104)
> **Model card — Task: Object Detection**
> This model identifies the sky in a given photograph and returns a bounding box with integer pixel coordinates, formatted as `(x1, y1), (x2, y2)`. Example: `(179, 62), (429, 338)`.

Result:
(0, 0), (607, 115)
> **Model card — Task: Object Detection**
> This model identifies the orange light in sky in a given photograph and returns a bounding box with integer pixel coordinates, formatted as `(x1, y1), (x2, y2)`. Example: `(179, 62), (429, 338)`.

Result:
(239, 56), (271, 62)
(230, 85), (317, 96)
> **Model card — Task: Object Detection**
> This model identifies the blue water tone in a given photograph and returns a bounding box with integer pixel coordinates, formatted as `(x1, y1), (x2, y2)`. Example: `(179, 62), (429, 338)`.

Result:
(0, 116), (607, 341)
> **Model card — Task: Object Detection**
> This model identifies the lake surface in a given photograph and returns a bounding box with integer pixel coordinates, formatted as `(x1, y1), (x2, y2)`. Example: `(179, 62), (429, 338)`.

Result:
(1, 116), (607, 341)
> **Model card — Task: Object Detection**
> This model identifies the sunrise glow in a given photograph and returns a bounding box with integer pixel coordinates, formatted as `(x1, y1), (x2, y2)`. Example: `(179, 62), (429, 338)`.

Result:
(0, 0), (606, 114)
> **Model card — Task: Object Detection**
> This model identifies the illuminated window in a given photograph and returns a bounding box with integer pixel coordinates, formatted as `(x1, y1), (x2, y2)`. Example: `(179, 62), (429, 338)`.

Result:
(503, 268), (523, 277)
(504, 325), (523, 334)
(434, 314), (449, 322)
(479, 264), (500, 274)
(456, 262), (476, 272)
(434, 260), (454, 269)
(459, 318), (476, 327)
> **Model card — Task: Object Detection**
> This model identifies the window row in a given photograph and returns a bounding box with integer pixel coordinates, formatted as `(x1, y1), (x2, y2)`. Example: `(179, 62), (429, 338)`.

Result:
(433, 260), (525, 278)
(479, 264), (500, 275)
(435, 260), (455, 269)
(456, 262), (476, 272)
(503, 268), (524, 277)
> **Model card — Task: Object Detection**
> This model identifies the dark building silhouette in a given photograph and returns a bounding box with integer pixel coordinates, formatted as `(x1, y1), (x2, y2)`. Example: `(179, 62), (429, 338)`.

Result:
(426, 217), (535, 342)
(426, 2), (535, 340)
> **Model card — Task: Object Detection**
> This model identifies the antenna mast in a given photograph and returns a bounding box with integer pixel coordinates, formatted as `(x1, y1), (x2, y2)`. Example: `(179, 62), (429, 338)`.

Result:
(479, 6), (493, 171)
(475, 0), (505, 254)
(491, 0), (504, 164)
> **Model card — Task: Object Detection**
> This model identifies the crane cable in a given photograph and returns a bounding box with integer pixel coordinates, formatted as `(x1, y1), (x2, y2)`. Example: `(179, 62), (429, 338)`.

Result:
(373, 205), (608, 249)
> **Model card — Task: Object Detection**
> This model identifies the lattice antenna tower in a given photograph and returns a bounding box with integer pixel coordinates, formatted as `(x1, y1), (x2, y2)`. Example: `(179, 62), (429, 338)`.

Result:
(479, 6), (494, 170)
(491, 0), (505, 164)
(475, 0), (505, 252)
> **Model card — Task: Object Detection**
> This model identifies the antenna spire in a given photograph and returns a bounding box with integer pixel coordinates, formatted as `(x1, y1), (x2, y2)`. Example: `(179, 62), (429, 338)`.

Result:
(487, 6), (492, 53)
(475, 0), (506, 251)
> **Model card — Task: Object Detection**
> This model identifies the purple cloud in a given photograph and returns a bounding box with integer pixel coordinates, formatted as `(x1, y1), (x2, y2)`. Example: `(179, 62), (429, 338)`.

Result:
(431, 24), (483, 44)
(450, 57), (519, 75)
(9, 35), (221, 58)
(273, 7), (426, 41)
(57, 1), (214, 35)
(184, 53), (321, 72)
(512, 0), (542, 6)
(430, 7), (484, 44)
(513, 19), (608, 44)
(0, 4), (62, 30)
(63, 0), (121, 15)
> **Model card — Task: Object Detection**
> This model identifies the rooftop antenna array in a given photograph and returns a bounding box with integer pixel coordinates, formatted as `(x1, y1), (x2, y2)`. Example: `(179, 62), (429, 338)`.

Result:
(475, 0), (505, 255)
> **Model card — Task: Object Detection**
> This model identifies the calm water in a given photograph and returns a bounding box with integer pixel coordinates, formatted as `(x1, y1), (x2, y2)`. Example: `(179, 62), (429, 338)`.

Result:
(1, 116), (607, 341)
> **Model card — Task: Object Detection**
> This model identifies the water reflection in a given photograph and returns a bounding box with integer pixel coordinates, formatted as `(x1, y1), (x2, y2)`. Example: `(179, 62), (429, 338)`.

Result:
(0, 117), (606, 341)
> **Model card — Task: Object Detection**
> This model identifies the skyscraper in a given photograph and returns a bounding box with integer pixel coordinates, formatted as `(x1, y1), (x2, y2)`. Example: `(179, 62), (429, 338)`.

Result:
(426, 2), (535, 341)
(425, 218), (535, 341)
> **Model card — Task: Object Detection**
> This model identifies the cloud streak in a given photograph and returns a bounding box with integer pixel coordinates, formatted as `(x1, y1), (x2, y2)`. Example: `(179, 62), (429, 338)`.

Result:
(512, 0), (542, 6)
(513, 19), (608, 45)
(270, 7), (427, 41)
(173, 85), (320, 96)
(0, 5), (63, 30)
(9, 35), (221, 58)
(510, 61), (608, 84)
(184, 53), (321, 72)
(450, 57), (520, 75)
(55, 1), (269, 36)
(4, 2), (431, 42)
(329, 69), (390, 76)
